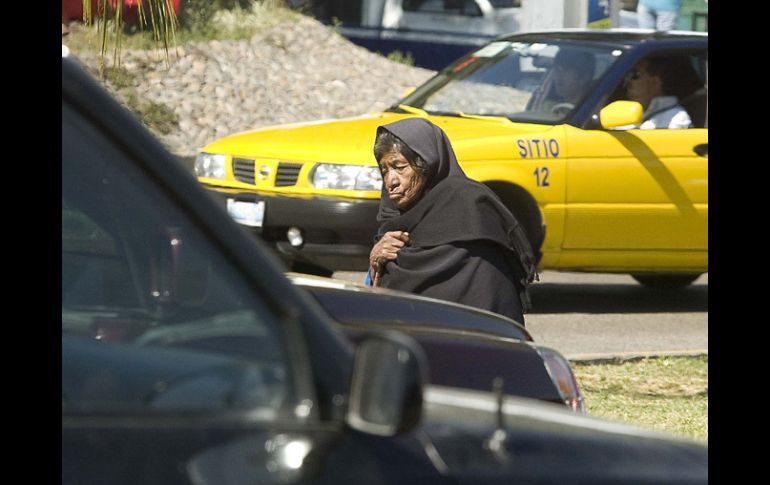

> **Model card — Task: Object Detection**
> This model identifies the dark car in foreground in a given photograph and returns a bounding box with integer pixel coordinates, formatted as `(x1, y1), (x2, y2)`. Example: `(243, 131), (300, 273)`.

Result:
(287, 272), (584, 412)
(62, 46), (707, 484)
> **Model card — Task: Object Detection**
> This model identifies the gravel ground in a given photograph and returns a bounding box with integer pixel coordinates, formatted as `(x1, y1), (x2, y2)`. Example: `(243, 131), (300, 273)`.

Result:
(66, 15), (435, 158)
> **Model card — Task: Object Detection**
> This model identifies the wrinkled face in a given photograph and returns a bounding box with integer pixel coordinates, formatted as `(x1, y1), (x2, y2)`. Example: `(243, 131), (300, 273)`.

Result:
(378, 149), (427, 211)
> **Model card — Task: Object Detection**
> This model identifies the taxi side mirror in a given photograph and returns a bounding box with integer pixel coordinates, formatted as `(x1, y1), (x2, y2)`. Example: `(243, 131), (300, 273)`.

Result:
(599, 100), (643, 130)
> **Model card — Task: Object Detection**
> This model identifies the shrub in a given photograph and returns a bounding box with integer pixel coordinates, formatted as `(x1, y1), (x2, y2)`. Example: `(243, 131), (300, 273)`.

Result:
(177, 0), (253, 30)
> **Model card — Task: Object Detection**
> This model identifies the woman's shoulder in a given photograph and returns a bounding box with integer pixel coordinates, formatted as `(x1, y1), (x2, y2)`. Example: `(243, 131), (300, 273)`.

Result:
(441, 175), (488, 192)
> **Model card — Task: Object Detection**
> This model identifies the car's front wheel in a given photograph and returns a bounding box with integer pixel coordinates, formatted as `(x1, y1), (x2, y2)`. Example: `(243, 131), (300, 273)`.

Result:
(486, 182), (544, 264)
(631, 273), (702, 289)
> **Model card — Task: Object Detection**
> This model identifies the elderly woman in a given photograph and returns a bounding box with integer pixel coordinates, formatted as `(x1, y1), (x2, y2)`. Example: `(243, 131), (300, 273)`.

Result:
(368, 118), (538, 324)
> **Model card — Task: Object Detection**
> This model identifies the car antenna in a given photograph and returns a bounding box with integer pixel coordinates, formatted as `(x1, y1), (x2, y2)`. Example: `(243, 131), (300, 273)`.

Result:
(484, 377), (508, 455)
(493, 376), (505, 430)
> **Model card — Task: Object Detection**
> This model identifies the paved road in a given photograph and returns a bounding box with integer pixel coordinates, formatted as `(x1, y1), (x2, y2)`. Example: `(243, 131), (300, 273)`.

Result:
(333, 270), (708, 361)
(524, 271), (707, 361)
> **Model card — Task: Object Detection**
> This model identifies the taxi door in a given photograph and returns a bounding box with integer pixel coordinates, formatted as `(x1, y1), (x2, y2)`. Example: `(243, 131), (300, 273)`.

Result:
(561, 125), (708, 254)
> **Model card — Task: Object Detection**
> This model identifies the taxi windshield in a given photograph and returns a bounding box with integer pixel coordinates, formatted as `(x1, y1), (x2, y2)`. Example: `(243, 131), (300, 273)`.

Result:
(394, 40), (625, 124)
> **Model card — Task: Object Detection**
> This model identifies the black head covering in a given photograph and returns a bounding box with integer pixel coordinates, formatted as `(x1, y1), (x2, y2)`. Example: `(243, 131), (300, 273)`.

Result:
(373, 118), (538, 319)
(375, 118), (467, 222)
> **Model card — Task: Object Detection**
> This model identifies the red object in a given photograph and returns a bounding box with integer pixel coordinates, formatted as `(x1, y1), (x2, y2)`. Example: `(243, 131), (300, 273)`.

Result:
(62, 0), (180, 25)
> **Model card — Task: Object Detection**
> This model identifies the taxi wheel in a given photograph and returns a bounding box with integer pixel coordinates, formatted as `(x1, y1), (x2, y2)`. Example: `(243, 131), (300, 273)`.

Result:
(486, 182), (544, 265)
(503, 203), (543, 264)
(291, 260), (334, 277)
(631, 273), (701, 289)
(520, 214), (544, 265)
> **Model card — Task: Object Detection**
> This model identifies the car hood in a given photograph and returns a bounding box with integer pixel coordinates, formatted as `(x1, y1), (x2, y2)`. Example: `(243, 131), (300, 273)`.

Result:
(420, 385), (708, 483)
(201, 111), (558, 164)
(286, 272), (531, 340)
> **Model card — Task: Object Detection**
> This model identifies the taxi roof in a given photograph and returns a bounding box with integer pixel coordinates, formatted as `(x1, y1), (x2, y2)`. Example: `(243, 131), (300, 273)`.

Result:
(499, 28), (707, 46)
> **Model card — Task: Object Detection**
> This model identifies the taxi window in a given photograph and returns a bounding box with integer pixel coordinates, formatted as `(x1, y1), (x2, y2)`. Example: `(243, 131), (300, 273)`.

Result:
(62, 103), (294, 417)
(602, 50), (707, 129)
(399, 41), (620, 123)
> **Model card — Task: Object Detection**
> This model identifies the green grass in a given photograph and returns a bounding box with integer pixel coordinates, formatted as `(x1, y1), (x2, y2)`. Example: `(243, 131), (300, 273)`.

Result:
(572, 355), (708, 442)
(385, 50), (415, 66)
(124, 93), (180, 135)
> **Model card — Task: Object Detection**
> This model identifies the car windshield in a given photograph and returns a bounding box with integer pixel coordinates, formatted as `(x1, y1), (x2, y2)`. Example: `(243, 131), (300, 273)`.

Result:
(394, 40), (625, 123)
(62, 98), (295, 417)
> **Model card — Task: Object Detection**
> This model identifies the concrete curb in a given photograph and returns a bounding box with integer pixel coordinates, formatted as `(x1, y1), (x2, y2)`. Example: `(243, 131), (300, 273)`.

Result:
(567, 349), (708, 364)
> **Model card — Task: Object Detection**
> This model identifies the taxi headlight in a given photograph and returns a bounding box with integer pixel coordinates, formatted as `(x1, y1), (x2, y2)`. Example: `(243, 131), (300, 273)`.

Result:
(310, 164), (382, 191)
(194, 153), (227, 179)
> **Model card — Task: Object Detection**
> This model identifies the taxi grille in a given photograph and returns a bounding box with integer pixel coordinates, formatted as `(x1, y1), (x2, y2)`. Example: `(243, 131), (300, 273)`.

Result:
(231, 159), (302, 186)
(275, 162), (302, 187)
(232, 158), (255, 184)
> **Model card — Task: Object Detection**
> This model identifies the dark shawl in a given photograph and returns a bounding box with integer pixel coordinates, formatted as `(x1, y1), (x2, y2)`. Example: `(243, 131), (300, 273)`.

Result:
(374, 118), (538, 323)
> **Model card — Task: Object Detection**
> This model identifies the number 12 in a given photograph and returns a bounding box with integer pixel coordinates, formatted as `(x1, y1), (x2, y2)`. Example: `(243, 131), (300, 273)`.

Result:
(533, 167), (550, 187)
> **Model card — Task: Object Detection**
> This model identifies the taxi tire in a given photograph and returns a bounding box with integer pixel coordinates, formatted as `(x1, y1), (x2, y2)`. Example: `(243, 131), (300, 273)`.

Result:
(291, 260), (334, 277)
(631, 273), (701, 289)
(486, 182), (544, 264)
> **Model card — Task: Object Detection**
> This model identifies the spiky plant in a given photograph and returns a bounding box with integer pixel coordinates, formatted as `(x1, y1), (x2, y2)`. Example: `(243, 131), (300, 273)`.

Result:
(81, 0), (179, 70)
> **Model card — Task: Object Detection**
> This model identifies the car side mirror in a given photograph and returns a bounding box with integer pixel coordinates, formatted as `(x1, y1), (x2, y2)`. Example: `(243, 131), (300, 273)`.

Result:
(346, 332), (426, 437)
(599, 100), (643, 130)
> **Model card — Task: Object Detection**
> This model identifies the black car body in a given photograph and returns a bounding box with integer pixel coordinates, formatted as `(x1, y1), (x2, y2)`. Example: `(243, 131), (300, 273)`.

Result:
(287, 272), (583, 411)
(62, 47), (707, 484)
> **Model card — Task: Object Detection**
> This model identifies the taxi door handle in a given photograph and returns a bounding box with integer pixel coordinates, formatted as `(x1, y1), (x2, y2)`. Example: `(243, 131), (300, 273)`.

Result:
(693, 144), (708, 156)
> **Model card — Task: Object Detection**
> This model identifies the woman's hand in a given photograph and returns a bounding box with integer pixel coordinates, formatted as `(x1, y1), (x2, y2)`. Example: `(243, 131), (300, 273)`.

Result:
(370, 231), (410, 286)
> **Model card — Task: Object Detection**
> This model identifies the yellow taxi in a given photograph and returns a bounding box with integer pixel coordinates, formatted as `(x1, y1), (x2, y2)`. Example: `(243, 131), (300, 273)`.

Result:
(196, 29), (708, 289)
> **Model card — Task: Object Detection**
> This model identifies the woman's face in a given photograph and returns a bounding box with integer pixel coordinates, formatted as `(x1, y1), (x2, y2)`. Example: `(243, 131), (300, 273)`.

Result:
(378, 149), (427, 211)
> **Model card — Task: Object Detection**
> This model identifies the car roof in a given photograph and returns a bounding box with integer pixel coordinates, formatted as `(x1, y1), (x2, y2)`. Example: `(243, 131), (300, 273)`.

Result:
(499, 28), (707, 46)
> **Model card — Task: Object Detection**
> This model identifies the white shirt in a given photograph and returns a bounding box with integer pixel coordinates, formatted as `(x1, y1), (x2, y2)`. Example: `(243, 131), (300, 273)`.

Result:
(640, 96), (692, 129)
